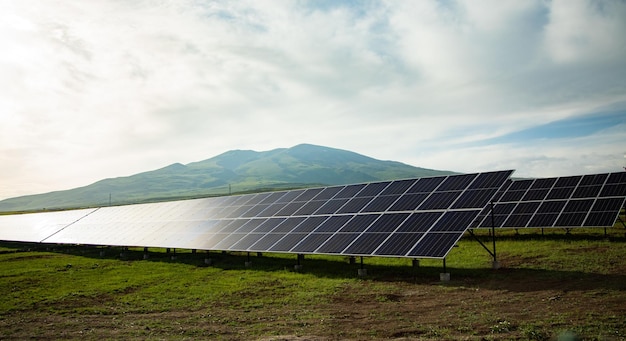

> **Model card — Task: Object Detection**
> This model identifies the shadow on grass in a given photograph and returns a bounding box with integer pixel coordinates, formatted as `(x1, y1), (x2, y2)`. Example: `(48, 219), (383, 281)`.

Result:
(2, 241), (625, 293)
(468, 228), (626, 243)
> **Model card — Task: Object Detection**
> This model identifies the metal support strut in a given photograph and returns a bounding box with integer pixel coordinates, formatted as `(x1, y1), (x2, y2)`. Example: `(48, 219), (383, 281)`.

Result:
(467, 201), (499, 268)
(490, 201), (497, 264)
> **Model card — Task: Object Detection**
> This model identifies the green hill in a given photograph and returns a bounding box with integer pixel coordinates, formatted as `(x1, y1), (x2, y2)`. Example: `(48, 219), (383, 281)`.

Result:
(0, 144), (455, 212)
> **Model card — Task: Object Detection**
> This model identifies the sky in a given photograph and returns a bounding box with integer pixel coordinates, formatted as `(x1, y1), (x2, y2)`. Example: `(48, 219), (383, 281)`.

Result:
(1, 0), (625, 201)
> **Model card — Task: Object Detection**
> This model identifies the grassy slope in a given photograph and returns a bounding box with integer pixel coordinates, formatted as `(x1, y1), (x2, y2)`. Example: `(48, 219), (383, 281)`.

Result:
(0, 144), (454, 212)
(1, 227), (625, 340)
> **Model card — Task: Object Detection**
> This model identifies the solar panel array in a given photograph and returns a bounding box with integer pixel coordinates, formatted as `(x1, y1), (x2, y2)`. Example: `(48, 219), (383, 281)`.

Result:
(471, 172), (626, 229)
(0, 170), (513, 259)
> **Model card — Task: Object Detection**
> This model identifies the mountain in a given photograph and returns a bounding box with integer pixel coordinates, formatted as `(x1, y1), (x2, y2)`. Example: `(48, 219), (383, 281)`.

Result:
(0, 144), (455, 212)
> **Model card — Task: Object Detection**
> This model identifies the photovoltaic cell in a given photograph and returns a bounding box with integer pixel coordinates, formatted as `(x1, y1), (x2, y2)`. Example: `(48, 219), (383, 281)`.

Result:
(572, 185), (602, 198)
(343, 233), (391, 255)
(365, 213), (410, 233)
(295, 188), (324, 201)
(437, 173), (477, 191)
(431, 211), (480, 232)
(268, 233), (308, 252)
(271, 217), (307, 233)
(395, 212), (443, 233)
(418, 191), (460, 210)
(362, 195), (399, 212)
(408, 233), (459, 258)
(388, 193), (429, 211)
(314, 187), (343, 200)
(407, 177), (445, 193)
(291, 233), (333, 253)
(248, 233), (285, 251)
(294, 200), (325, 215)
(374, 233), (425, 256)
(358, 182), (390, 197)
(337, 197), (373, 214)
(381, 179), (416, 195)
(335, 184), (366, 198)
(313, 215), (352, 233)
(315, 199), (349, 214)
(275, 202), (305, 216)
(338, 214), (378, 233)
(452, 189), (498, 209)
(291, 216), (329, 233)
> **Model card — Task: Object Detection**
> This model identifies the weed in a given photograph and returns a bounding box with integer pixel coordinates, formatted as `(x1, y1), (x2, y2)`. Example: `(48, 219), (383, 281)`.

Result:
(490, 320), (513, 333)
(520, 324), (550, 341)
(426, 325), (450, 338)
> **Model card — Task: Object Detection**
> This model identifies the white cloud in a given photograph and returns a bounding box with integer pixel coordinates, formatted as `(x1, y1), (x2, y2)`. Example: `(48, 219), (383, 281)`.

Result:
(0, 0), (625, 200)
(544, 0), (626, 64)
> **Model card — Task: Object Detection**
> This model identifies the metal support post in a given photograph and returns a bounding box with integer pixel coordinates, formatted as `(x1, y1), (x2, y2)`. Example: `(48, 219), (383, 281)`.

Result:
(357, 256), (367, 276)
(490, 201), (497, 265)
(294, 254), (303, 271)
(440, 258), (450, 281)
(205, 250), (213, 265)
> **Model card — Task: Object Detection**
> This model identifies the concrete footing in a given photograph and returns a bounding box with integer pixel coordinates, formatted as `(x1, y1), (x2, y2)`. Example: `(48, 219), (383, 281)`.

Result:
(492, 261), (500, 269)
(143, 253), (149, 260)
(357, 268), (367, 277)
(204, 258), (213, 265)
(245, 261), (252, 268)
(440, 273), (451, 282)
(294, 264), (303, 271)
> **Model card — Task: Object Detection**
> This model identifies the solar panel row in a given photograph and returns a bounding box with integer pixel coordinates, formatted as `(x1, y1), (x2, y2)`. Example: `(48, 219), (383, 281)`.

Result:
(2, 171), (623, 260)
(0, 170), (514, 259)
(472, 172), (626, 229)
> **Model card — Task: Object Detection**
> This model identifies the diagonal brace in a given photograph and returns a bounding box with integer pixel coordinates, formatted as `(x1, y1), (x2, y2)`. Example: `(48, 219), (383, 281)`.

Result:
(468, 229), (495, 259)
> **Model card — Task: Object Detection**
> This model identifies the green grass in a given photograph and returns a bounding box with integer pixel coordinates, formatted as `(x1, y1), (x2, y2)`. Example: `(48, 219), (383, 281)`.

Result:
(1, 226), (626, 340)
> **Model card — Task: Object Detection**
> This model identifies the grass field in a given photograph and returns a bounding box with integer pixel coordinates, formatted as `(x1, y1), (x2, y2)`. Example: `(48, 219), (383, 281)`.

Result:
(1, 227), (626, 340)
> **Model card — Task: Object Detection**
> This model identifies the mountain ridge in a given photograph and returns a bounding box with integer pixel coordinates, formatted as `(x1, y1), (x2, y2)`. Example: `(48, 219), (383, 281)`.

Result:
(0, 144), (456, 212)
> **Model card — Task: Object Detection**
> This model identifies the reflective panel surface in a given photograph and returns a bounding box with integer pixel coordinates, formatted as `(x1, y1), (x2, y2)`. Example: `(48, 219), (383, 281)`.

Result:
(1, 170), (514, 259)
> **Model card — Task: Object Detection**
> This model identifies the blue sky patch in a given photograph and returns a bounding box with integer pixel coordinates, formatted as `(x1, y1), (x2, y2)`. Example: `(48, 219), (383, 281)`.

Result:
(483, 110), (626, 145)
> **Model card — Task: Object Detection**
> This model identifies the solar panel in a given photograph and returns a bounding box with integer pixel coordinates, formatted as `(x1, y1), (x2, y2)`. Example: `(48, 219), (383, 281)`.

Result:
(0, 170), (514, 259)
(472, 172), (626, 229)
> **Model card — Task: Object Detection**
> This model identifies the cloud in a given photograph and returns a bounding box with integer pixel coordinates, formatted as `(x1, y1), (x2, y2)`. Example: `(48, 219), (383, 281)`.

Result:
(0, 0), (625, 200)
(544, 0), (626, 64)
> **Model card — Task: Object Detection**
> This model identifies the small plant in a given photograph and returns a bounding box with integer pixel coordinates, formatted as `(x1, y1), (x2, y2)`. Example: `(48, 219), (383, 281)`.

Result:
(521, 324), (549, 340)
(490, 320), (512, 333)
(426, 326), (450, 338)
